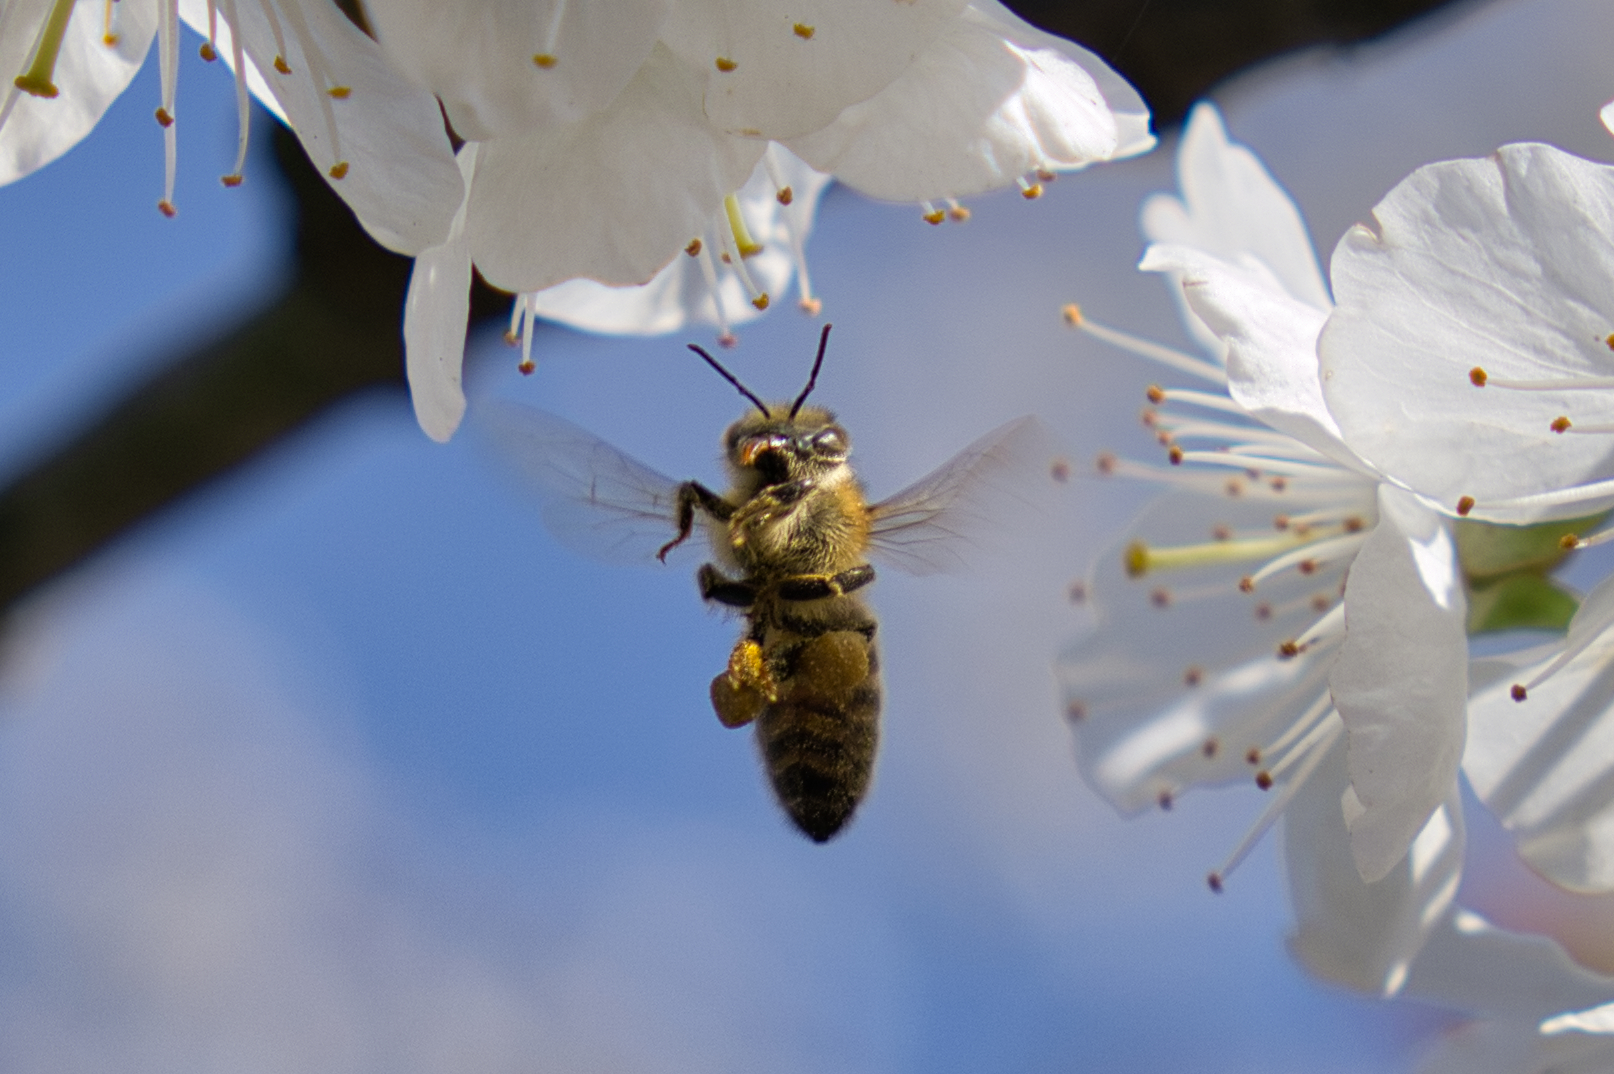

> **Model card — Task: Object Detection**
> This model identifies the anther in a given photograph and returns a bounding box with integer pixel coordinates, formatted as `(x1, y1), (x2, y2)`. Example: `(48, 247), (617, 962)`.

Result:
(1050, 458), (1071, 483)
(1168, 445), (1184, 465)
(1146, 385), (1166, 404)
(1158, 791), (1174, 811)
(1552, 416), (1573, 433)
(776, 186), (793, 205)
(1297, 559), (1318, 575)
(1062, 303), (1083, 327)
(1184, 666), (1204, 687)
(1019, 178), (1044, 199)
(1270, 476), (1287, 492)
(155, 107), (174, 128)
(1036, 168), (1057, 182)
(533, 54), (557, 68)
(1511, 684), (1528, 702)
(1254, 602), (1272, 619)
(328, 161), (349, 179)
(1310, 594), (1331, 613)
(1277, 640), (1301, 659)
(715, 57), (737, 72)
(751, 294), (770, 310)
(1212, 525), (1232, 541)
(1202, 738), (1219, 758)
(1123, 542), (1147, 577)
(327, 85), (351, 99)
(1606, 333), (1614, 351)
(1096, 452), (1117, 475)
(1067, 581), (1086, 603)
(274, 56), (291, 74)
(1065, 700), (1087, 722)
(793, 23), (815, 38)
(1457, 496), (1476, 516)
(921, 203), (945, 226)
(1273, 515), (1290, 531)
(157, 200), (177, 218)
(1238, 576), (1255, 593)
(685, 239), (702, 257)
(1206, 873), (1224, 894)
(717, 333), (738, 349)
(199, 42), (217, 61)
(1224, 479), (1243, 497)
(1561, 533), (1581, 550)
(1246, 748), (1261, 765)
(1255, 771), (1274, 790)
(946, 199), (970, 222)
(1343, 516), (1365, 533)
(1150, 588), (1171, 608)
(518, 358), (536, 376)
(799, 297), (823, 315)
(221, 174), (244, 188)
(1470, 367), (1488, 387)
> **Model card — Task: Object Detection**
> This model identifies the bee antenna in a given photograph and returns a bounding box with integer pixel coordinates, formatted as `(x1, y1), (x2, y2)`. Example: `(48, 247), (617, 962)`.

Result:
(789, 323), (833, 418)
(687, 343), (771, 418)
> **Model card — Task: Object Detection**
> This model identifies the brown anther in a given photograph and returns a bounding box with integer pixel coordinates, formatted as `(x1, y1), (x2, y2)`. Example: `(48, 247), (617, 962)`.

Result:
(1552, 416), (1573, 433)
(1021, 183), (1044, 200)
(1344, 516), (1365, 533)
(1184, 666), (1204, 687)
(1254, 602), (1272, 620)
(1158, 790), (1174, 811)
(1293, 523), (1313, 538)
(1156, 430), (1172, 446)
(154, 107), (174, 128)
(327, 85), (351, 100)
(328, 161), (349, 180)
(1212, 524), (1232, 542)
(776, 186), (794, 205)
(715, 57), (738, 71)
(1457, 496), (1476, 517)
(1061, 303), (1084, 328)
(799, 297), (823, 316)
(220, 174), (244, 188)
(1225, 480), (1243, 497)
(1310, 594), (1331, 613)
(532, 53), (557, 68)
(793, 22), (815, 38)
(518, 358), (536, 376)
(1140, 409), (1158, 428)
(273, 55), (291, 75)
(1150, 587), (1171, 608)
(1298, 559), (1318, 575)
(198, 42), (218, 61)
(1469, 366), (1489, 387)
(1238, 576), (1255, 594)
(1049, 458), (1072, 483)
(1246, 747), (1262, 765)
(1561, 533), (1582, 550)
(1168, 445), (1185, 465)
(1269, 476), (1288, 492)
(1145, 385), (1166, 404)
(947, 205), (971, 222)
(1604, 332), (1613, 350)
(1273, 514), (1290, 531)
(1255, 771), (1274, 790)
(1067, 581), (1087, 604)
(717, 333), (739, 350)
(1202, 738), (1219, 758)
(685, 238), (703, 257)
(1277, 640), (1301, 659)
(1095, 452), (1117, 475)
(1511, 683), (1528, 702)
(1246, 468), (1261, 481)
(1064, 700), (1087, 722)
(1036, 168), (1057, 182)
(157, 200), (177, 218)
(1207, 873), (1225, 894)
(922, 209), (946, 225)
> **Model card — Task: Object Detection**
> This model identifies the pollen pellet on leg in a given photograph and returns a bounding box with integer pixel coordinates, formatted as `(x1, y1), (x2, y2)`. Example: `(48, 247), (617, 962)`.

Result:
(710, 671), (767, 729)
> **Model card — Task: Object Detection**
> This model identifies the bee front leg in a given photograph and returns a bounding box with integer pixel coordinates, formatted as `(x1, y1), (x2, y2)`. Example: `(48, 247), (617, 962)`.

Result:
(697, 564), (757, 608)
(659, 482), (733, 562)
(776, 564), (876, 602)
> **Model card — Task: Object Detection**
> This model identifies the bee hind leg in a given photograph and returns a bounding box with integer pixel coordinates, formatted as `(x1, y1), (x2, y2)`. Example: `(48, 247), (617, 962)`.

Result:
(710, 639), (777, 729)
(698, 564), (756, 607)
(777, 564), (875, 602)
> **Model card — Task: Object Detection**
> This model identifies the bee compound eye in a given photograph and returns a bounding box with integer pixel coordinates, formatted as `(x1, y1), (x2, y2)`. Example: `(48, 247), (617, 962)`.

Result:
(812, 428), (847, 456)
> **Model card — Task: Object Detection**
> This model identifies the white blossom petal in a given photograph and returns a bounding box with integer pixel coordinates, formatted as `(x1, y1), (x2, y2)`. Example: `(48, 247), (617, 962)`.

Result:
(528, 145), (832, 335)
(1330, 485), (1467, 882)
(1141, 243), (1362, 472)
(464, 44), (764, 294)
(658, 0), (969, 142)
(219, 0), (463, 253)
(1419, 1020), (1614, 1074)
(403, 145), (479, 442)
(0, 0), (157, 185)
(1140, 102), (1329, 354)
(1404, 909), (1614, 1020)
(363, 0), (669, 141)
(1320, 144), (1614, 523)
(1284, 742), (1463, 996)
(1466, 587), (1614, 892)
(784, 0), (1151, 203)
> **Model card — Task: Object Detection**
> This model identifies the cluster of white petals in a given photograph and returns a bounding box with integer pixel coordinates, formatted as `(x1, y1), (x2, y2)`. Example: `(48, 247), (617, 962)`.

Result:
(367, 0), (1154, 440)
(0, 0), (461, 252)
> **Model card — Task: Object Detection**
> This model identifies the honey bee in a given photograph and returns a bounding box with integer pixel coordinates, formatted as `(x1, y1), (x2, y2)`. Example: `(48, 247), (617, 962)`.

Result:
(485, 325), (1040, 842)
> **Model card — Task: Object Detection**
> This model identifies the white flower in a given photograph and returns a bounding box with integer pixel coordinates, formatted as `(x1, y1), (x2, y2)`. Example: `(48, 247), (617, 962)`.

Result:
(0, 0), (462, 252)
(1061, 103), (1467, 900)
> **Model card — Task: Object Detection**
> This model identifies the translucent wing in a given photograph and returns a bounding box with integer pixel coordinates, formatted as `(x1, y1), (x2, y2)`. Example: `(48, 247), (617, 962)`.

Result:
(478, 400), (697, 566)
(868, 415), (1049, 576)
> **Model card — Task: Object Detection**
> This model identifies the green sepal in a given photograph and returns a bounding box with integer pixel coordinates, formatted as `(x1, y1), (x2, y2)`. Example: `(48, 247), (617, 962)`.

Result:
(1466, 573), (1580, 636)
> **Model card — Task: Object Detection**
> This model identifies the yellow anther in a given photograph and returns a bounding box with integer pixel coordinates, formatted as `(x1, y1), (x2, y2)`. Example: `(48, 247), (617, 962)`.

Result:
(793, 23), (815, 39)
(723, 193), (763, 258)
(948, 204), (971, 222)
(274, 55), (291, 75)
(328, 161), (349, 179)
(14, 0), (75, 98)
(922, 209), (945, 225)
(532, 53), (557, 68)
(1061, 303), (1083, 327)
(1021, 182), (1044, 200)
(751, 293), (770, 310)
(327, 85), (351, 99)
(715, 56), (737, 72)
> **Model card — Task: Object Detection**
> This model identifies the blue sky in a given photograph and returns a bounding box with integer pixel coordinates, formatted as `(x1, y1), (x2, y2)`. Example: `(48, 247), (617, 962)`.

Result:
(2, 2), (1614, 1070)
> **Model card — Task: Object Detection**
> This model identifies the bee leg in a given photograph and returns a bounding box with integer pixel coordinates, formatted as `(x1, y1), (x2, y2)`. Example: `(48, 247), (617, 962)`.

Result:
(710, 639), (777, 729)
(697, 564), (756, 608)
(776, 564), (876, 602)
(659, 482), (733, 562)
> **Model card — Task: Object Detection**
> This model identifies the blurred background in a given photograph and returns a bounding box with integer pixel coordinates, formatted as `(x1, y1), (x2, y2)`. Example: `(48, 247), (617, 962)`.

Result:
(2, 0), (1614, 1069)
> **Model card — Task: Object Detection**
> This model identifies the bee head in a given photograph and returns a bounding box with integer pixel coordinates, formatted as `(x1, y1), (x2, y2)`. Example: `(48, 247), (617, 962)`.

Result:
(723, 407), (851, 485)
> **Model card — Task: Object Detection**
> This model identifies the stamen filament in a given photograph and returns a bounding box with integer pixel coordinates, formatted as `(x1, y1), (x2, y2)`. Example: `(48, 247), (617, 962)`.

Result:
(693, 236), (736, 342)
(1477, 373), (1614, 391)
(1065, 307), (1228, 385)
(216, 0), (251, 184)
(1150, 388), (1247, 416)
(1244, 530), (1366, 588)
(723, 193), (762, 258)
(1126, 532), (1311, 577)
(716, 208), (768, 311)
(1207, 718), (1341, 892)
(1470, 475), (1614, 515)
(1255, 690), (1334, 764)
(13, 0), (76, 98)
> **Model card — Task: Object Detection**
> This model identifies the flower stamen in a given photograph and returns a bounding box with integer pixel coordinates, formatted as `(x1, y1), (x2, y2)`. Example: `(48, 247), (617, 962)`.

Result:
(12, 0), (76, 98)
(1063, 305), (1227, 385)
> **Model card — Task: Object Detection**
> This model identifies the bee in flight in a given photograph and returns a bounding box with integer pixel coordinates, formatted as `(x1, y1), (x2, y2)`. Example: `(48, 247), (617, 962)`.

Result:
(485, 325), (1040, 842)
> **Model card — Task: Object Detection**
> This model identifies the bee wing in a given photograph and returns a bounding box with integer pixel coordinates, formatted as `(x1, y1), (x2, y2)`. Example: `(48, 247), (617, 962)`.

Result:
(478, 400), (694, 566)
(867, 415), (1049, 576)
